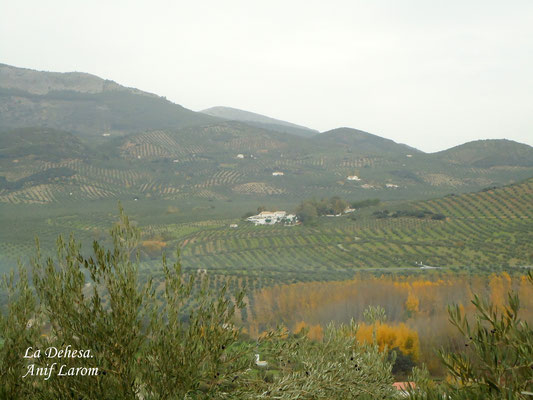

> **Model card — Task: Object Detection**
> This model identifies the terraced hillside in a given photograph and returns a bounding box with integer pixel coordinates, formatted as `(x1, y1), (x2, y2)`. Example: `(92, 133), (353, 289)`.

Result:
(81, 178), (532, 290)
(1, 177), (531, 291)
(2, 123), (532, 208)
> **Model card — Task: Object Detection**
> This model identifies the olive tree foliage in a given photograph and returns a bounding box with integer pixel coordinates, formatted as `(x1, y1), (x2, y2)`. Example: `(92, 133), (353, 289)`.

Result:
(363, 305), (387, 324)
(26, 207), (254, 400)
(142, 255), (251, 399)
(0, 266), (41, 399)
(30, 207), (155, 399)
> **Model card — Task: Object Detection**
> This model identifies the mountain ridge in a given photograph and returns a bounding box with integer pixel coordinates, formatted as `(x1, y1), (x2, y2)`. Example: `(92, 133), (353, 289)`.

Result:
(201, 106), (318, 137)
(0, 63), (219, 137)
(0, 63), (158, 97)
(312, 127), (424, 155)
(431, 139), (533, 167)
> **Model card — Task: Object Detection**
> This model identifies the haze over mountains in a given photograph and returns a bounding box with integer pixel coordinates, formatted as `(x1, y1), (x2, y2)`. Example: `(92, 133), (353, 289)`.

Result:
(1, 63), (532, 210)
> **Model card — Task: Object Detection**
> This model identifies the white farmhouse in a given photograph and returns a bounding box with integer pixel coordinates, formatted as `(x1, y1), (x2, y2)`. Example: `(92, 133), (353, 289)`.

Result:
(347, 175), (361, 181)
(272, 171), (284, 176)
(236, 154), (245, 159)
(246, 211), (296, 225)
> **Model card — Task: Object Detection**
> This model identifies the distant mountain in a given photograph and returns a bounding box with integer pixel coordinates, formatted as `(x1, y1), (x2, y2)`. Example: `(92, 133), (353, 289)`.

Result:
(200, 106), (318, 137)
(432, 139), (533, 167)
(311, 127), (422, 155)
(0, 64), (218, 137)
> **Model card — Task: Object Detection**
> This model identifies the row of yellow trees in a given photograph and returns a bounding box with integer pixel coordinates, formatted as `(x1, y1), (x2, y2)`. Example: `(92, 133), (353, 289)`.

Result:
(247, 272), (533, 374)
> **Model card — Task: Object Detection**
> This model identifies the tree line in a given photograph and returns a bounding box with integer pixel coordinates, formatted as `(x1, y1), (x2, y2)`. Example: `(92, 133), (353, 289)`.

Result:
(295, 197), (381, 224)
(249, 272), (533, 377)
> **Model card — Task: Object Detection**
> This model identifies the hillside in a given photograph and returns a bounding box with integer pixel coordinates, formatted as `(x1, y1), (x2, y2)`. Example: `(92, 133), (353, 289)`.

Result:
(0, 64), (218, 137)
(201, 106), (318, 137)
(116, 120), (317, 160)
(0, 127), (89, 161)
(432, 139), (533, 167)
(157, 177), (533, 282)
(312, 127), (422, 155)
(1, 172), (531, 280)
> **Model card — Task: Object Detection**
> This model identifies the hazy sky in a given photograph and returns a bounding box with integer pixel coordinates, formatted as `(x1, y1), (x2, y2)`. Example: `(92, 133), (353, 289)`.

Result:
(1, 0), (532, 152)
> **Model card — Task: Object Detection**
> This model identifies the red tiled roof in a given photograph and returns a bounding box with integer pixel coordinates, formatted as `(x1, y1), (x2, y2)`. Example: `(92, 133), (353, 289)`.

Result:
(393, 382), (416, 391)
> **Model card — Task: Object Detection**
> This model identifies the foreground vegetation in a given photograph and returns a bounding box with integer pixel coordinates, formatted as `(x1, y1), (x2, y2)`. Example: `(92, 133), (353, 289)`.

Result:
(1, 210), (532, 398)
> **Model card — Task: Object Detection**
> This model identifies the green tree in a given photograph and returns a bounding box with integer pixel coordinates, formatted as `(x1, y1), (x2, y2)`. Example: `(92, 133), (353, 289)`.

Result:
(363, 305), (387, 324)
(295, 201), (318, 224)
(142, 254), (251, 399)
(330, 196), (348, 214)
(30, 207), (153, 399)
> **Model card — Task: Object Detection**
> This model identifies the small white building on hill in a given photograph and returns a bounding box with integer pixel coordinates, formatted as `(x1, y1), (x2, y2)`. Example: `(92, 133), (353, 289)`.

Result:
(246, 211), (296, 225)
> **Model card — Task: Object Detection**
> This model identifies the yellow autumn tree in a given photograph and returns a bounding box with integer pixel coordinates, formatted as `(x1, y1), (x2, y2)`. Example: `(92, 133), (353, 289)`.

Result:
(293, 321), (308, 335)
(489, 273), (511, 310)
(308, 324), (324, 341)
(519, 275), (533, 314)
(405, 291), (420, 317)
(356, 322), (420, 361)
